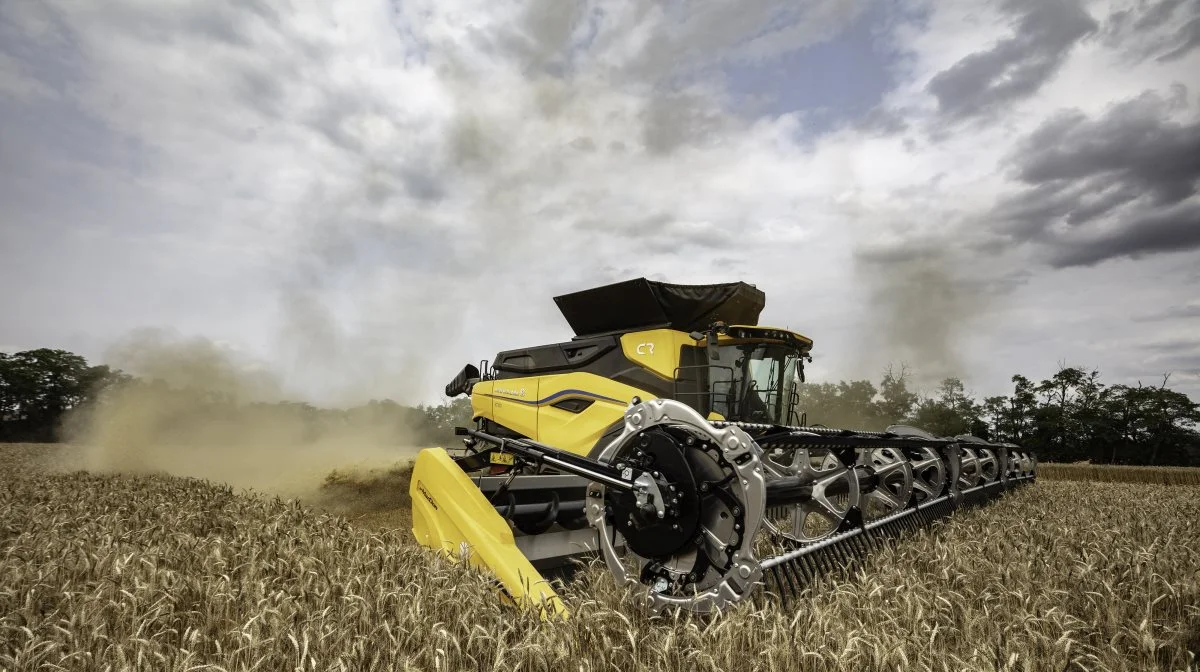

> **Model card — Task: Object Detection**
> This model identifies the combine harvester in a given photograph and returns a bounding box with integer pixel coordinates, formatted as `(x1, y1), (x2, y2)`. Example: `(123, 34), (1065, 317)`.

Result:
(410, 278), (1036, 617)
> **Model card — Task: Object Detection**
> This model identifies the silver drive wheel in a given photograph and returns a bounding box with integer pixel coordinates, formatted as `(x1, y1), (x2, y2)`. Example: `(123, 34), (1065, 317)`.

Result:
(587, 399), (765, 614)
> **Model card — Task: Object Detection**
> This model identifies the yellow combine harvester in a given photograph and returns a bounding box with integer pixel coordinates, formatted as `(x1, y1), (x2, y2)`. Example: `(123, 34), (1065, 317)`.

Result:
(410, 278), (1036, 617)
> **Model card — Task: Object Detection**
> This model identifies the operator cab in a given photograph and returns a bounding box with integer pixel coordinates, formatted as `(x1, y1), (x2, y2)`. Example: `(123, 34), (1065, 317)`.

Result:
(675, 324), (813, 426)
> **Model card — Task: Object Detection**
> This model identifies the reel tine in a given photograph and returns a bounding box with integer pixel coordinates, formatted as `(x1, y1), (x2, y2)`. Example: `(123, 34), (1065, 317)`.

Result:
(866, 524), (883, 546)
(809, 549), (827, 576)
(776, 562), (796, 603)
(784, 558), (806, 596)
(826, 544), (844, 572)
(919, 506), (934, 526)
(847, 535), (865, 559)
(833, 541), (851, 568)
(818, 548), (836, 575)
(848, 535), (865, 560)
(800, 554), (816, 581)
(769, 565), (788, 608)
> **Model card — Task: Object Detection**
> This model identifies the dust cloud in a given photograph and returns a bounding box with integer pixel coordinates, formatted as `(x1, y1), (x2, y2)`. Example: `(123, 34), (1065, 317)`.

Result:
(271, 218), (469, 411)
(852, 245), (985, 389)
(64, 328), (422, 511)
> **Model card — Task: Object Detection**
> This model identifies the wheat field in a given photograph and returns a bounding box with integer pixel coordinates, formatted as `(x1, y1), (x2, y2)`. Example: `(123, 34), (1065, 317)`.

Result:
(2, 444), (1198, 671)
(1039, 462), (1200, 486)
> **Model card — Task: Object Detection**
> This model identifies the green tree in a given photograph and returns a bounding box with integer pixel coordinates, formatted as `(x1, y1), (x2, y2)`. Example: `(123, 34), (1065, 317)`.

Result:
(794, 380), (881, 430)
(1100, 376), (1200, 465)
(875, 364), (918, 426)
(908, 377), (981, 437)
(980, 395), (1009, 441)
(418, 397), (474, 445)
(1026, 365), (1109, 462)
(0, 349), (125, 442)
(1008, 374), (1039, 444)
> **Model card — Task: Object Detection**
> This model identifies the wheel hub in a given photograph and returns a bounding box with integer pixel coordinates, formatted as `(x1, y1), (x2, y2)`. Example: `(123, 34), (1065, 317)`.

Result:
(607, 428), (701, 558)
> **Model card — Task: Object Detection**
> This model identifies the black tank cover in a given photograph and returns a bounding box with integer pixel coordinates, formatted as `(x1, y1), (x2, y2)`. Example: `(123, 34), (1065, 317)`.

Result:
(553, 277), (766, 338)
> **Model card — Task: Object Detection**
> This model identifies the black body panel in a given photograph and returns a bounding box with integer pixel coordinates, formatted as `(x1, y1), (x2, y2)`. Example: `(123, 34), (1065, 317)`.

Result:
(553, 277), (766, 338)
(492, 334), (677, 400)
(492, 336), (621, 376)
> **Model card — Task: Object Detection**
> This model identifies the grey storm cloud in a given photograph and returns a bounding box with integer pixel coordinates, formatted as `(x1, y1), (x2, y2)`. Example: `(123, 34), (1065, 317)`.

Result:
(463, 0), (863, 159)
(993, 87), (1200, 267)
(1133, 303), (1200, 322)
(1015, 88), (1198, 200)
(458, 0), (864, 84)
(640, 90), (736, 156)
(1046, 202), (1200, 268)
(927, 0), (1097, 120)
(1138, 338), (1200, 378)
(1144, 337), (1200, 353)
(1100, 0), (1200, 63)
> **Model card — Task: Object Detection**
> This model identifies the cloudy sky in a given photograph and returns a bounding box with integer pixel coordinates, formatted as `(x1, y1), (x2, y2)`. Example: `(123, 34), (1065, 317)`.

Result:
(1, 0), (1198, 406)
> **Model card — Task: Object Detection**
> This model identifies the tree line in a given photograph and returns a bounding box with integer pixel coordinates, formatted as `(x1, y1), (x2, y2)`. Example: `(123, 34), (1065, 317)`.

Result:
(794, 364), (1200, 466)
(3, 348), (1198, 466)
(0, 348), (472, 448)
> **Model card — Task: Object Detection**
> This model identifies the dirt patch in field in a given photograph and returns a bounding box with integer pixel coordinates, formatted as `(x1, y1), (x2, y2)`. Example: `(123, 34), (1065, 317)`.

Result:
(309, 461), (415, 532)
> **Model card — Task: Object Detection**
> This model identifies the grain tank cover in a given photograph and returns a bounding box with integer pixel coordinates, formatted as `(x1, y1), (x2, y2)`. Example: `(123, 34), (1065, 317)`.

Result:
(553, 277), (766, 338)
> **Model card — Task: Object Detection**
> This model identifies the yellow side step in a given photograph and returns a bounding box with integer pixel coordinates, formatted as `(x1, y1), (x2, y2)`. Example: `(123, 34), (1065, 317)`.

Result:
(410, 448), (568, 620)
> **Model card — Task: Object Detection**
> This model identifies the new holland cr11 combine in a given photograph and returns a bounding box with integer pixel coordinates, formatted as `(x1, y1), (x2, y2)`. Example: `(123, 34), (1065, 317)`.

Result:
(410, 278), (1036, 618)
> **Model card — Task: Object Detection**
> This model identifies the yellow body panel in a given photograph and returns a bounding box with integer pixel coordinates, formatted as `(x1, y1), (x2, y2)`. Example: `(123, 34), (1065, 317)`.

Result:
(535, 372), (652, 455)
(410, 447), (567, 619)
(471, 380), (495, 419)
(488, 379), (540, 441)
(619, 329), (694, 380)
(475, 372), (654, 456)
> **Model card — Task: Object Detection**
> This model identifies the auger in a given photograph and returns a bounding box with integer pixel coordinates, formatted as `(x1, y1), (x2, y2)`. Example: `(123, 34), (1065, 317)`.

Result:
(409, 278), (1036, 617)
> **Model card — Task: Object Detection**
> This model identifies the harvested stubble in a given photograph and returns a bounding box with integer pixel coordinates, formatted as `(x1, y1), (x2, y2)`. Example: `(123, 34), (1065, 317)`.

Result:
(1039, 462), (1200, 486)
(2, 444), (1198, 672)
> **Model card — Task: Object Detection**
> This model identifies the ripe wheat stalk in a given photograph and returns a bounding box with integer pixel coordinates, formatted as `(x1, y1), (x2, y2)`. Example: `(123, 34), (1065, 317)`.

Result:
(1, 443), (1197, 671)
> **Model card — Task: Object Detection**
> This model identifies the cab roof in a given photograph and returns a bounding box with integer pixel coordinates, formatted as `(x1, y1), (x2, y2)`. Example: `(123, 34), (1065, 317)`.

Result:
(722, 324), (814, 352)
